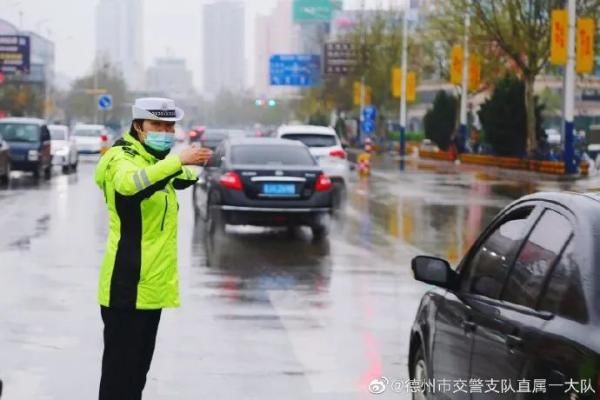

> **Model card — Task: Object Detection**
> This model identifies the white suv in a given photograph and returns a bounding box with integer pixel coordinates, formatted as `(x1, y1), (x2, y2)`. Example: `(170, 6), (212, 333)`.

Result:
(277, 125), (350, 209)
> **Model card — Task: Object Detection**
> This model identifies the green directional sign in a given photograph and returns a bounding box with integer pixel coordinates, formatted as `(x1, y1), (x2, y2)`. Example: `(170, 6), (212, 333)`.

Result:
(293, 0), (342, 23)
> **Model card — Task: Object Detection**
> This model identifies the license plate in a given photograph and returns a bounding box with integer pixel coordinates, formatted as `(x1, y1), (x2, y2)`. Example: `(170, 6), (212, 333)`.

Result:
(262, 183), (295, 195)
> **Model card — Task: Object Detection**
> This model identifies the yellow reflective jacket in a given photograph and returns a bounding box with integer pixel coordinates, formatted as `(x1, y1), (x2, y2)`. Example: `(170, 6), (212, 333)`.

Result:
(94, 133), (198, 309)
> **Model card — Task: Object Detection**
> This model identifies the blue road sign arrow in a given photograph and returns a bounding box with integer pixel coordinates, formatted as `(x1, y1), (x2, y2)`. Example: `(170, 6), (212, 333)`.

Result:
(362, 106), (377, 121)
(97, 94), (113, 111)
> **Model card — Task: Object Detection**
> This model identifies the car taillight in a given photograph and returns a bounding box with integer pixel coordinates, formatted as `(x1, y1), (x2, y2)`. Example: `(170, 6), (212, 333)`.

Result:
(100, 134), (108, 143)
(315, 173), (332, 192)
(329, 149), (346, 159)
(219, 171), (243, 191)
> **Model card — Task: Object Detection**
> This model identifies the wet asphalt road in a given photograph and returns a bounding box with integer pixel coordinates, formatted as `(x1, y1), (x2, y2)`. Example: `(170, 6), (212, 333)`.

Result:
(0, 154), (593, 399)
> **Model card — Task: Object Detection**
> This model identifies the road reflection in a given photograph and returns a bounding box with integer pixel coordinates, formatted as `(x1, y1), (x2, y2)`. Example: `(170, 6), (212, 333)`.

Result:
(192, 224), (333, 306)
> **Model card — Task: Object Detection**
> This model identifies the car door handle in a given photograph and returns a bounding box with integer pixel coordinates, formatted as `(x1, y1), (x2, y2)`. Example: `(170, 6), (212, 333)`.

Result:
(461, 320), (477, 333)
(506, 334), (523, 348)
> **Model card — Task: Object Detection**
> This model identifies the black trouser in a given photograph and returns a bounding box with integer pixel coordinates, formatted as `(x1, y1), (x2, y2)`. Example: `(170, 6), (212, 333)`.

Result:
(99, 306), (162, 400)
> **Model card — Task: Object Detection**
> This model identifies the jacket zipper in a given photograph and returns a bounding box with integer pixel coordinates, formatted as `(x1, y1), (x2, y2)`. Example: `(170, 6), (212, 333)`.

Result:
(161, 196), (168, 231)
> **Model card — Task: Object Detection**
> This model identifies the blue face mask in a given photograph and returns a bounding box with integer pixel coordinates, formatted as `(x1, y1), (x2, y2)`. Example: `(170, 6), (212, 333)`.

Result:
(144, 131), (175, 152)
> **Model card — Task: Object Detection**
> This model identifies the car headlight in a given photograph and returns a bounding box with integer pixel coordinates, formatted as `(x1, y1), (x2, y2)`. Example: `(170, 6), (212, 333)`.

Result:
(28, 150), (39, 161)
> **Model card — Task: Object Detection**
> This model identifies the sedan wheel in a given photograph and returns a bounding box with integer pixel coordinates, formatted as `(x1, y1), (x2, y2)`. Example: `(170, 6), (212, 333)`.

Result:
(206, 204), (225, 236)
(412, 348), (429, 400)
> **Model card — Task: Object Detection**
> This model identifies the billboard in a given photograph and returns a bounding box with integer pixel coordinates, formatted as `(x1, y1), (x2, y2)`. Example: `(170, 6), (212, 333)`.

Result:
(0, 35), (30, 74)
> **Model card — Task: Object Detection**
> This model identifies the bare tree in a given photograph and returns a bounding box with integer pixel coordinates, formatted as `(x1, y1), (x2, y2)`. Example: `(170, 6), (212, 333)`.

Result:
(432, 0), (600, 153)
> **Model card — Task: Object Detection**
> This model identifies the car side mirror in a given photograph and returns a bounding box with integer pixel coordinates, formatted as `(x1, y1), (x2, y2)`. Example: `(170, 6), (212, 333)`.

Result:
(411, 256), (457, 290)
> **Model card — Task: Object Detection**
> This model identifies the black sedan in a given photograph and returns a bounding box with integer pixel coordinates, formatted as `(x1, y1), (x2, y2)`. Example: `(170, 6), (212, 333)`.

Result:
(409, 192), (599, 400)
(194, 138), (333, 239)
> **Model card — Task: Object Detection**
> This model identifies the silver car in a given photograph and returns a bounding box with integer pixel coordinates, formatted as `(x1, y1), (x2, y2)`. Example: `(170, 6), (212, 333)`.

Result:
(49, 124), (79, 174)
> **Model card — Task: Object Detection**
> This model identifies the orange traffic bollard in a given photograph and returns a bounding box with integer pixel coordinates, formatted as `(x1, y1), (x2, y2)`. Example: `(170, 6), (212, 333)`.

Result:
(358, 152), (371, 177)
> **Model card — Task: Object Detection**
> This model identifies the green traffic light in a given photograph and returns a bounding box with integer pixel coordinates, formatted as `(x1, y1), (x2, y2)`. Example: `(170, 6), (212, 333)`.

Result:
(268, 99), (277, 107)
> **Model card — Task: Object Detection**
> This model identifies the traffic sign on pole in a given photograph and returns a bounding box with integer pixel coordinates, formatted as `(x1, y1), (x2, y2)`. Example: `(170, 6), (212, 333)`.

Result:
(361, 106), (377, 135)
(97, 94), (113, 111)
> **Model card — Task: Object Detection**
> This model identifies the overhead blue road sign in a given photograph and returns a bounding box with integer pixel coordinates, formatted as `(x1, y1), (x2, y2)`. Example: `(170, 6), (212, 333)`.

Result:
(269, 54), (321, 87)
(97, 94), (113, 111)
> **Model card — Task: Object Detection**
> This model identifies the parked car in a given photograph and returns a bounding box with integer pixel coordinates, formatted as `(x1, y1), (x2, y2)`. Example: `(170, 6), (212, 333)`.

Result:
(49, 124), (78, 174)
(276, 125), (350, 210)
(194, 137), (333, 240)
(0, 132), (10, 185)
(0, 118), (52, 180)
(72, 124), (112, 154)
(409, 192), (600, 400)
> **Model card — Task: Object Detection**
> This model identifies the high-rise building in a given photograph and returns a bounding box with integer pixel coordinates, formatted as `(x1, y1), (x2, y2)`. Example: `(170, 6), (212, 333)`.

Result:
(254, 0), (301, 97)
(203, 1), (245, 97)
(95, 0), (143, 90)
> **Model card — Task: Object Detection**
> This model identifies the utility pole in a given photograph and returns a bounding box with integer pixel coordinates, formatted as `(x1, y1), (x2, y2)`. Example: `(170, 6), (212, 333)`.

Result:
(563, 0), (577, 174)
(458, 0), (471, 153)
(360, 75), (365, 144)
(93, 58), (99, 124)
(399, 7), (408, 170)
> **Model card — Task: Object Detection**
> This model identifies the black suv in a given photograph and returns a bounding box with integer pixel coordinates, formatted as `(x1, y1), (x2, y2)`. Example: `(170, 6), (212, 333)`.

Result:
(0, 118), (52, 179)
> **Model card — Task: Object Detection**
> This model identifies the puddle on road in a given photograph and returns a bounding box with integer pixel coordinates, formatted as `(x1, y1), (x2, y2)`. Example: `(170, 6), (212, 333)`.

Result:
(189, 225), (332, 306)
(7, 213), (51, 251)
(345, 171), (540, 264)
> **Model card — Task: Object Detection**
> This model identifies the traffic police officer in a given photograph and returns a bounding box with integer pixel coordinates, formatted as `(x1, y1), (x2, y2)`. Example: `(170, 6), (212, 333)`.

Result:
(95, 97), (211, 400)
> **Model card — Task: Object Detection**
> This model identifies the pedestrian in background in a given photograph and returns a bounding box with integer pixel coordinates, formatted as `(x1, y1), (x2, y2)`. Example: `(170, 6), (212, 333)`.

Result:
(94, 97), (212, 400)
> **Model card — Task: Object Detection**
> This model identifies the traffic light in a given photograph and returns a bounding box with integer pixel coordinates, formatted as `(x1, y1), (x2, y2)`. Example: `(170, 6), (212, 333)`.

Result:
(255, 99), (277, 107)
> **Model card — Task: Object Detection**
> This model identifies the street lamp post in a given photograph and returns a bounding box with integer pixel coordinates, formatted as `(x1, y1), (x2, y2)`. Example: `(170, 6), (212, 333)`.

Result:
(399, 6), (408, 170)
(459, 0), (471, 153)
(563, 0), (577, 174)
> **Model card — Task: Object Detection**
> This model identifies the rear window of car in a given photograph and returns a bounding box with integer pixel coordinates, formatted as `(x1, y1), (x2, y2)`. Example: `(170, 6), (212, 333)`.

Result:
(281, 133), (337, 147)
(0, 123), (40, 143)
(231, 145), (316, 166)
(73, 128), (102, 137)
(49, 127), (67, 140)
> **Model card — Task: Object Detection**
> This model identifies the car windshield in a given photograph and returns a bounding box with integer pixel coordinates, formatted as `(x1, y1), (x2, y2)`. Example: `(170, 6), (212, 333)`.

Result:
(231, 145), (315, 166)
(73, 128), (102, 137)
(281, 133), (337, 148)
(0, 123), (40, 143)
(49, 127), (67, 140)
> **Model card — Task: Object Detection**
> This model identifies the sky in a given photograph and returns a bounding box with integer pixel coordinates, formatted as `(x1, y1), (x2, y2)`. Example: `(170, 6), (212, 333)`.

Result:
(0, 0), (400, 90)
